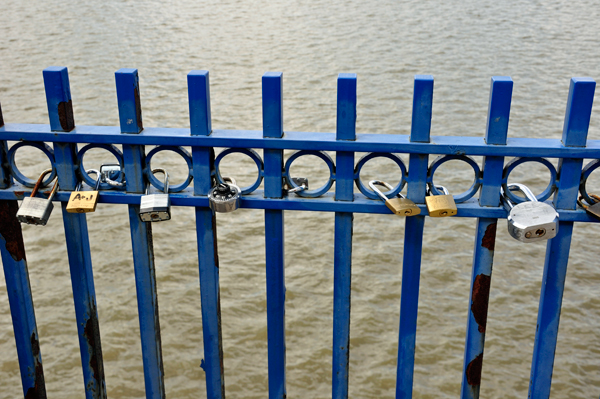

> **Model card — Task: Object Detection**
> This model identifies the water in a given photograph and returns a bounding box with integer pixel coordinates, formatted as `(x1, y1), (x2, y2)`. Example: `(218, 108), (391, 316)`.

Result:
(1, 0), (600, 397)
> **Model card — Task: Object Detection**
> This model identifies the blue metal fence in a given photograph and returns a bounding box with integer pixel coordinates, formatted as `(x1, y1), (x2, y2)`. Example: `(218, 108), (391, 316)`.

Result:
(0, 66), (597, 399)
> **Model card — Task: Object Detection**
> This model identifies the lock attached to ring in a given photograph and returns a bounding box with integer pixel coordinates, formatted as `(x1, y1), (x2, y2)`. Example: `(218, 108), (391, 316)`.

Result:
(425, 184), (457, 217)
(100, 163), (126, 188)
(503, 183), (558, 242)
(209, 177), (241, 213)
(578, 193), (600, 220)
(17, 169), (59, 225)
(369, 180), (420, 216)
(66, 169), (100, 213)
(285, 177), (309, 194)
(139, 169), (171, 222)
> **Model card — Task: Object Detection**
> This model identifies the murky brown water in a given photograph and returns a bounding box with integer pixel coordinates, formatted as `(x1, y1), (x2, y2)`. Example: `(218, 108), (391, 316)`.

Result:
(1, 0), (600, 397)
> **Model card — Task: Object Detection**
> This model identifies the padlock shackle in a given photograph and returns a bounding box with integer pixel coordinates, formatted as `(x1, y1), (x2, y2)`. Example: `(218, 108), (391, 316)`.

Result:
(369, 180), (393, 202)
(30, 168), (54, 197)
(83, 169), (101, 191)
(222, 176), (237, 186)
(148, 168), (169, 194)
(428, 184), (450, 196)
(507, 183), (537, 203)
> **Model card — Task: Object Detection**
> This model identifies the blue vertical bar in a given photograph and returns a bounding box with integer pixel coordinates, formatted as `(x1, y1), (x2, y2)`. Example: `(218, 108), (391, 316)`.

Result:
(396, 75), (433, 399)
(115, 68), (143, 134)
(44, 67), (107, 399)
(0, 101), (11, 188)
(0, 200), (47, 399)
(188, 70), (225, 399)
(262, 72), (286, 399)
(333, 73), (356, 399)
(116, 69), (165, 399)
(43, 66), (75, 132)
(461, 77), (512, 399)
(529, 78), (595, 399)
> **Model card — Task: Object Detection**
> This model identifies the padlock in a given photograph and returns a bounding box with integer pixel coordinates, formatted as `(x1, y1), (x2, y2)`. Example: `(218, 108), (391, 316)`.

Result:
(16, 169), (59, 225)
(66, 169), (100, 213)
(286, 177), (309, 194)
(209, 177), (241, 213)
(100, 163), (125, 188)
(425, 185), (457, 217)
(369, 180), (420, 216)
(503, 183), (558, 242)
(139, 169), (171, 222)
(578, 194), (600, 220)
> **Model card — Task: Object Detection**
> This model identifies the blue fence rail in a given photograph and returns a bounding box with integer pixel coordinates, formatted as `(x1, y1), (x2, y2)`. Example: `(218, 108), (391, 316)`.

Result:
(0, 66), (597, 399)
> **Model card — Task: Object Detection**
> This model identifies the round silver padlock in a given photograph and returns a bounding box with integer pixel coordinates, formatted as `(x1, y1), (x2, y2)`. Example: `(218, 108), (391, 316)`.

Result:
(503, 183), (559, 243)
(209, 177), (241, 213)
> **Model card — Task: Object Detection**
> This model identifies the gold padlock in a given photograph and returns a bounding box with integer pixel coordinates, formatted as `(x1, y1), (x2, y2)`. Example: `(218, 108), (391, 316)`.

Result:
(369, 180), (420, 216)
(425, 184), (457, 217)
(66, 169), (100, 213)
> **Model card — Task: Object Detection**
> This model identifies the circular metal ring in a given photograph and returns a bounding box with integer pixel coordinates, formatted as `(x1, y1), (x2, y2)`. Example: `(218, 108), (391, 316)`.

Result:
(284, 150), (335, 198)
(427, 155), (482, 203)
(579, 159), (600, 205)
(145, 146), (193, 193)
(8, 142), (56, 187)
(214, 148), (264, 195)
(502, 157), (557, 204)
(77, 144), (125, 190)
(354, 152), (407, 200)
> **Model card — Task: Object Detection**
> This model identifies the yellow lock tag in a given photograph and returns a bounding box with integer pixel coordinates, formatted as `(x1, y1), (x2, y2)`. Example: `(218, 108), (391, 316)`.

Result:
(66, 190), (99, 213)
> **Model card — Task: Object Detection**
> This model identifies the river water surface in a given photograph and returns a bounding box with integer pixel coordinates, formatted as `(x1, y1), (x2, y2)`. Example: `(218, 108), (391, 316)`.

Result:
(1, 0), (600, 398)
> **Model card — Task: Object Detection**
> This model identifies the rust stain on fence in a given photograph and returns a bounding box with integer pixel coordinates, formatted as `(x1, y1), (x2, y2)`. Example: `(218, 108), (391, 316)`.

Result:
(466, 352), (483, 386)
(25, 332), (46, 399)
(481, 222), (497, 251)
(57, 100), (75, 132)
(0, 200), (26, 261)
(471, 274), (491, 333)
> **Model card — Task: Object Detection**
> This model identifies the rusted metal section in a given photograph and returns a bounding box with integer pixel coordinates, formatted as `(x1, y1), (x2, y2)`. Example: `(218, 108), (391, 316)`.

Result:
(471, 274), (491, 333)
(24, 332), (46, 399)
(0, 200), (26, 261)
(481, 222), (497, 251)
(134, 85), (143, 130)
(83, 310), (105, 385)
(466, 353), (483, 386)
(57, 100), (75, 132)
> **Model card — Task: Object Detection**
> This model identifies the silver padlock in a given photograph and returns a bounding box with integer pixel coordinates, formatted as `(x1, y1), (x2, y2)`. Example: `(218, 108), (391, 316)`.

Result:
(100, 163), (125, 188)
(17, 169), (59, 226)
(503, 183), (558, 242)
(139, 169), (171, 222)
(209, 177), (241, 213)
(285, 177), (308, 194)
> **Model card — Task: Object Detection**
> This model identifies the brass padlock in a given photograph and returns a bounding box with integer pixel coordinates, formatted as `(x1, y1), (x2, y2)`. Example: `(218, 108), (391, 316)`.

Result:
(425, 185), (457, 217)
(66, 169), (100, 213)
(578, 193), (600, 220)
(369, 180), (420, 216)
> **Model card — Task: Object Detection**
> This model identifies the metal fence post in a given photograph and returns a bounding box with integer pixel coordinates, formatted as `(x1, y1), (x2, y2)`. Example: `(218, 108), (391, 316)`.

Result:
(116, 68), (165, 399)
(44, 66), (107, 399)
